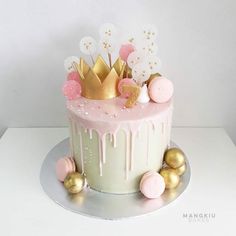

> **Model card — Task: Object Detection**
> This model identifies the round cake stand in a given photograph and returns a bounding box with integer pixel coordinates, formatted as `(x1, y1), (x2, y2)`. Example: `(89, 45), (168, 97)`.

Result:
(40, 138), (191, 220)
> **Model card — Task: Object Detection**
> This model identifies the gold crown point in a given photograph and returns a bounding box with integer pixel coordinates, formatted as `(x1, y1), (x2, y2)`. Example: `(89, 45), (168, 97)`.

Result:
(113, 57), (125, 76)
(92, 55), (110, 82)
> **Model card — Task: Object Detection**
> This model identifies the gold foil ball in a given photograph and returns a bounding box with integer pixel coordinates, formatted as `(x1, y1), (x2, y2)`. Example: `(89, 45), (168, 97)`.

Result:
(162, 165), (186, 176)
(164, 148), (185, 169)
(172, 163), (186, 176)
(160, 168), (180, 189)
(64, 172), (85, 194)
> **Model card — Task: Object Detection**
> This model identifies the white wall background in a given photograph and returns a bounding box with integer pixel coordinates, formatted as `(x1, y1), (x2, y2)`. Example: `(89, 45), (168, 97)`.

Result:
(0, 0), (236, 143)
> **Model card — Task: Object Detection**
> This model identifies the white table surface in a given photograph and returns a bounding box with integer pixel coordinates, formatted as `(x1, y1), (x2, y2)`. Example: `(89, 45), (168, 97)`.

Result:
(0, 128), (236, 236)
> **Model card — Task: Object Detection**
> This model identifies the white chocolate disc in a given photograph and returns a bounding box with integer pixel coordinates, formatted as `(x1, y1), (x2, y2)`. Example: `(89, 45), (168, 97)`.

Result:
(127, 51), (145, 69)
(64, 56), (80, 72)
(79, 36), (97, 55)
(132, 62), (151, 84)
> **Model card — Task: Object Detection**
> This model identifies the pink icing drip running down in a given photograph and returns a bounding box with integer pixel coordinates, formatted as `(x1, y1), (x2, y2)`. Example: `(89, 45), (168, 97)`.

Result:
(67, 97), (173, 178)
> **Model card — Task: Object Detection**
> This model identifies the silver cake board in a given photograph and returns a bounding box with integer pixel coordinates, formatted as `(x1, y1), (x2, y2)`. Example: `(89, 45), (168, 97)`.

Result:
(40, 138), (191, 220)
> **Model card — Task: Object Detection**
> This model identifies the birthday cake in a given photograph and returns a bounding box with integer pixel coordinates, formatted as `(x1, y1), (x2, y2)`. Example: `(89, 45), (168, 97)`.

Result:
(58, 23), (186, 198)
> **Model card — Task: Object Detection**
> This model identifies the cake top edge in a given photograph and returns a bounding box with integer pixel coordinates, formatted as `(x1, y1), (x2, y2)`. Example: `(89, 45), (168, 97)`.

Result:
(67, 97), (173, 124)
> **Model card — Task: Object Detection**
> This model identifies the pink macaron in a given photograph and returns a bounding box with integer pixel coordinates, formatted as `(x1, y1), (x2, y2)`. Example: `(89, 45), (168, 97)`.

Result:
(67, 71), (80, 83)
(148, 76), (174, 103)
(140, 171), (166, 199)
(119, 44), (135, 62)
(62, 80), (82, 100)
(64, 157), (76, 173)
(118, 78), (136, 98)
(56, 157), (76, 182)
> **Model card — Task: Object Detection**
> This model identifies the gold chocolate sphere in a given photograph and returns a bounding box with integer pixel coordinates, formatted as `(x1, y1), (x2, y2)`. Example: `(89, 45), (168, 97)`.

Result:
(160, 168), (180, 189)
(162, 165), (186, 176)
(172, 163), (186, 176)
(164, 148), (185, 169)
(64, 172), (85, 194)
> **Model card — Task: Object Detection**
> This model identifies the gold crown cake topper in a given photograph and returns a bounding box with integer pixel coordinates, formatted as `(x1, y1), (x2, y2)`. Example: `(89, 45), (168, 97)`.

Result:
(73, 55), (125, 100)
(63, 23), (172, 107)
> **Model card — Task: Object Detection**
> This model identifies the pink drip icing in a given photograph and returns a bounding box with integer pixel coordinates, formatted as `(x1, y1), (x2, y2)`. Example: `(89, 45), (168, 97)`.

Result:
(98, 138), (103, 176)
(129, 122), (142, 171)
(166, 114), (172, 147)
(112, 133), (117, 148)
(89, 129), (93, 139)
(79, 130), (84, 173)
(166, 117), (169, 147)
(69, 118), (74, 157)
(109, 133), (113, 143)
(168, 112), (173, 146)
(125, 130), (130, 180)
(101, 134), (106, 164)
(146, 123), (150, 166)
(67, 97), (173, 180)
(130, 131), (136, 171)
